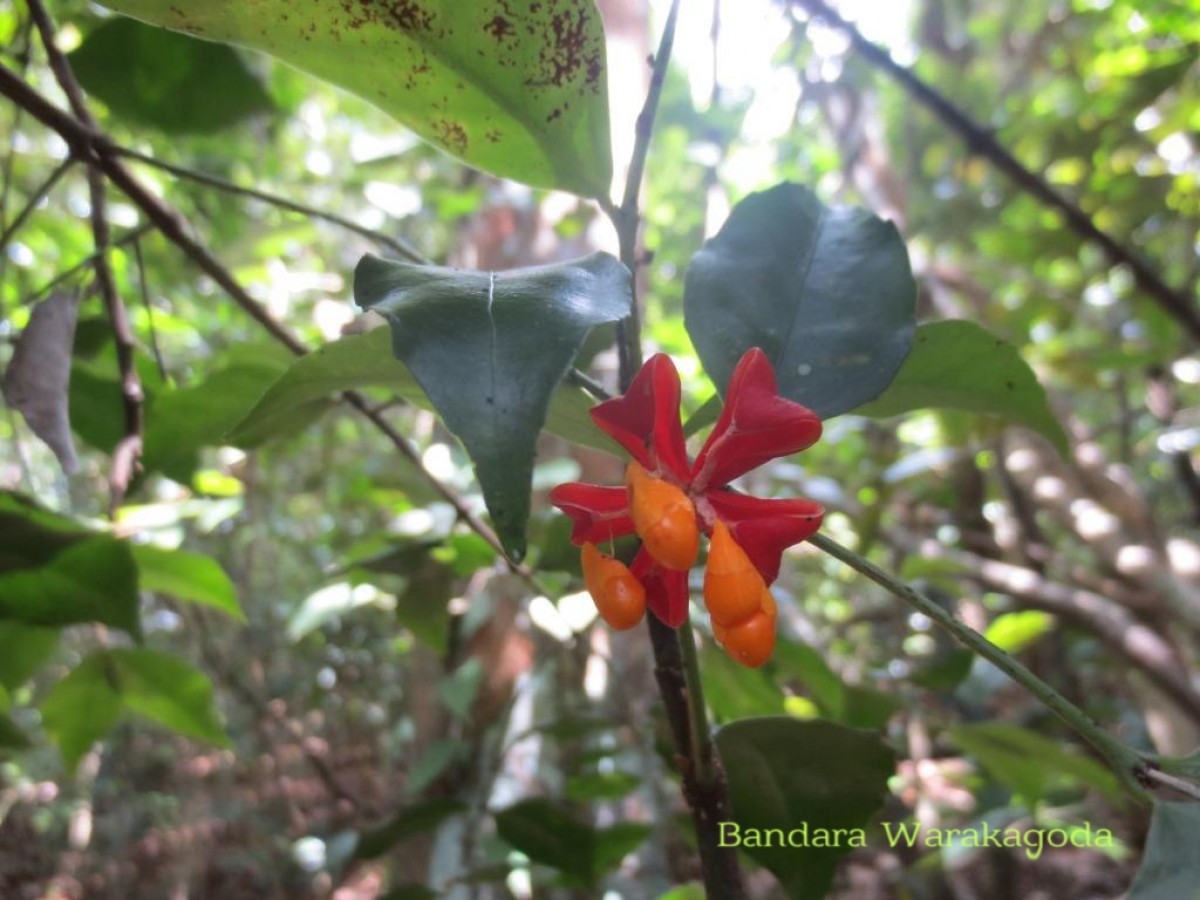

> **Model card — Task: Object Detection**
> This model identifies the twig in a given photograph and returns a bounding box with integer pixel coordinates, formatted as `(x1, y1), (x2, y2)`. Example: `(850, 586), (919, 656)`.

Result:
(1140, 765), (1200, 802)
(131, 237), (167, 380)
(565, 366), (610, 401)
(27, 222), (154, 304)
(610, 0), (681, 383)
(811, 532), (1164, 797)
(27, 0), (143, 509)
(791, 0), (1200, 344)
(115, 146), (430, 264)
(0, 155), (73, 252)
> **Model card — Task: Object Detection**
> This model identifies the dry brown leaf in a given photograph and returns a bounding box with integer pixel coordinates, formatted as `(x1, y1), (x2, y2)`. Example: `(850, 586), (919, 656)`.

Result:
(2, 291), (81, 474)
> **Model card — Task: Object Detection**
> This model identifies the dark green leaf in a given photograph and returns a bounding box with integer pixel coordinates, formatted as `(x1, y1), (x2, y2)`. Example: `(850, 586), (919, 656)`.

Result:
(131, 544), (244, 621)
(355, 252), (631, 559)
(715, 717), (894, 899)
(1128, 801), (1200, 899)
(853, 320), (1069, 455)
(0, 622), (60, 690)
(70, 18), (273, 134)
(99, 0), (612, 195)
(685, 183), (916, 418)
(69, 364), (125, 455)
(355, 798), (466, 860)
(495, 798), (595, 886)
(0, 536), (141, 638)
(948, 722), (1123, 805)
(228, 327), (611, 455)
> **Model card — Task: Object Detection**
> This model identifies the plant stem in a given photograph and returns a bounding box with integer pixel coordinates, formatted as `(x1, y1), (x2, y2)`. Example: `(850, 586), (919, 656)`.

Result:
(602, 1), (743, 894)
(810, 532), (1153, 796)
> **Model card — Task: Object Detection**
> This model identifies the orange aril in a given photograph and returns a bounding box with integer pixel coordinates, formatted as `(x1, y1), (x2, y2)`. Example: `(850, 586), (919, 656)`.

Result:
(625, 461), (699, 571)
(581, 542), (646, 631)
(720, 611), (776, 668)
(703, 520), (765, 627)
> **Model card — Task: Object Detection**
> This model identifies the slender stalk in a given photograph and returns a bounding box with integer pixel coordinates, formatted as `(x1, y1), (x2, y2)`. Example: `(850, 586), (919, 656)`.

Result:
(0, 155), (73, 252)
(810, 532), (1154, 795)
(115, 147), (430, 263)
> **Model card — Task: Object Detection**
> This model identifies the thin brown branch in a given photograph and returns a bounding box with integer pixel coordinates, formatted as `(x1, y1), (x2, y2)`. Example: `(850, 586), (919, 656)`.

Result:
(28, 222), (154, 305)
(28, 0), (143, 509)
(611, 0), (680, 385)
(791, 0), (1200, 344)
(115, 146), (430, 264)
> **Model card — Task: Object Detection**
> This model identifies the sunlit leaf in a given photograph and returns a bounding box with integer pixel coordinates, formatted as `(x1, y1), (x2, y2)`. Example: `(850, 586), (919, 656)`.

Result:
(99, 0), (612, 195)
(131, 544), (244, 621)
(853, 320), (1069, 455)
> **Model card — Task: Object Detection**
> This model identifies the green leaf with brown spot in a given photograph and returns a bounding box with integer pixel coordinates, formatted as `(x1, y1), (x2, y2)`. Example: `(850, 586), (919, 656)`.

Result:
(98, 0), (612, 196)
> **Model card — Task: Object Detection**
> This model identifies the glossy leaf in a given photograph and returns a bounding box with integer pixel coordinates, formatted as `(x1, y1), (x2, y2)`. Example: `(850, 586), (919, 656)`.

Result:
(228, 326), (611, 455)
(131, 544), (244, 621)
(355, 252), (631, 559)
(685, 182), (916, 418)
(41, 649), (229, 770)
(99, 0), (612, 195)
(69, 17), (273, 134)
(853, 320), (1070, 455)
(1128, 802), (1200, 899)
(715, 717), (894, 899)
